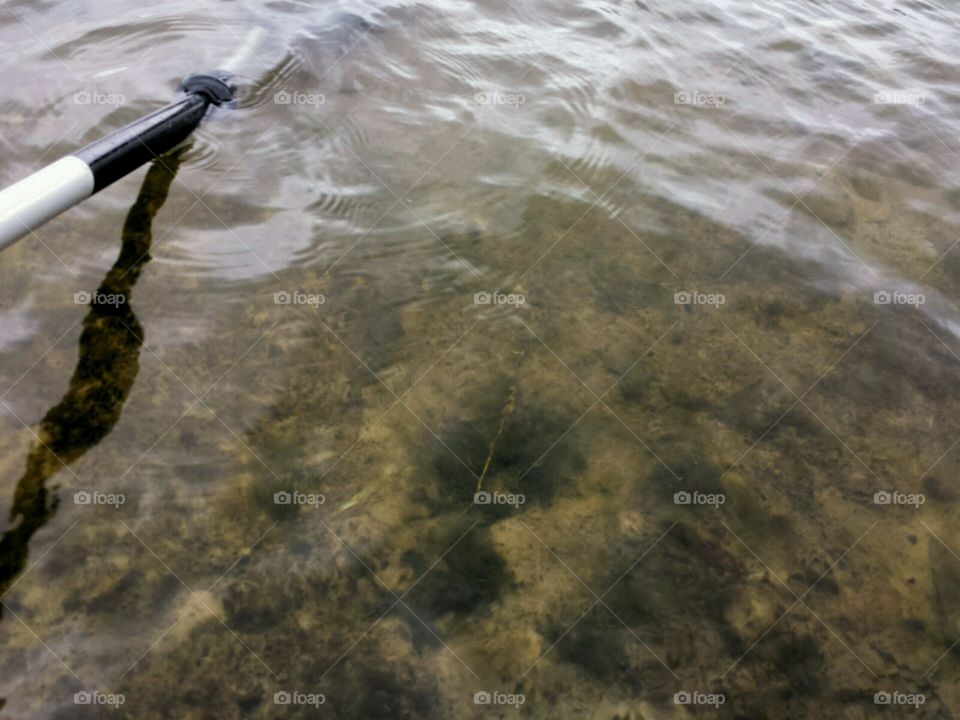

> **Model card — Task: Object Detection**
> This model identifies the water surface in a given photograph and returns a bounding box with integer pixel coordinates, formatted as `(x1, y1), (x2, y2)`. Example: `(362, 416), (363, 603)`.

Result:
(2, 0), (960, 717)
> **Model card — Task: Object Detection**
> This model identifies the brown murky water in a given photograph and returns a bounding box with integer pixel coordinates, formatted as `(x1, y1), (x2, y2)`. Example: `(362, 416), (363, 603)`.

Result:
(2, 0), (960, 717)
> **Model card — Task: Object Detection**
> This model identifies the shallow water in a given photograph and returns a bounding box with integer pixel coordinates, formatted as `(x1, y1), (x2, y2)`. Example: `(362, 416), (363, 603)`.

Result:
(2, 0), (960, 717)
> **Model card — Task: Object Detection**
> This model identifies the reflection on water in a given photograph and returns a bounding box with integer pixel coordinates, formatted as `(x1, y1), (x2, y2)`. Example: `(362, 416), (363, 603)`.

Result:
(1, 0), (960, 718)
(0, 153), (181, 610)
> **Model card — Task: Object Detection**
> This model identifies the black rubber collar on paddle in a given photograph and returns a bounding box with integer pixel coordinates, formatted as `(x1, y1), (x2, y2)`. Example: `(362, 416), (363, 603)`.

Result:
(181, 71), (236, 106)
(73, 70), (237, 193)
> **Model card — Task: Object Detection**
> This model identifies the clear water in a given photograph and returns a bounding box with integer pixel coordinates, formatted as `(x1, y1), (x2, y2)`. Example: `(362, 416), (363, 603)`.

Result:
(1, 0), (960, 717)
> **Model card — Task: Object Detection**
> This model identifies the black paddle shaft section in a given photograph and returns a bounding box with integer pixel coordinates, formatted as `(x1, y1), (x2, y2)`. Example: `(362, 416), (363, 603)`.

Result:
(74, 72), (234, 193)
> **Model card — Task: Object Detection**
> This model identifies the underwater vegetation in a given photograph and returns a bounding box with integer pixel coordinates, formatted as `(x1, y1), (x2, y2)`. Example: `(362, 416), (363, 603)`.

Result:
(0, 152), (183, 612)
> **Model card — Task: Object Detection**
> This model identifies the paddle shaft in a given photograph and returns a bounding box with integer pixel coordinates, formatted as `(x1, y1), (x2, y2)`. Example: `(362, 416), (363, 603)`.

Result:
(0, 72), (233, 251)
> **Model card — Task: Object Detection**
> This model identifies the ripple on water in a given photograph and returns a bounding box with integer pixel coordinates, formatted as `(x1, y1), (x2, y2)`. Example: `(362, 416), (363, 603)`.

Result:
(240, 47), (307, 110)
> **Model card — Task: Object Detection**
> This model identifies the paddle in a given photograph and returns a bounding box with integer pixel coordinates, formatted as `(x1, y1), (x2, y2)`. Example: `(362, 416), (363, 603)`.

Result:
(0, 27), (268, 251)
(0, 73), (232, 252)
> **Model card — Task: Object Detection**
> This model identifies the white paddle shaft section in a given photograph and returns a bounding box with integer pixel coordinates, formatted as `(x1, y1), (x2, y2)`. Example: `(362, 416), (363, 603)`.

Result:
(222, 27), (267, 76)
(0, 156), (94, 251)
